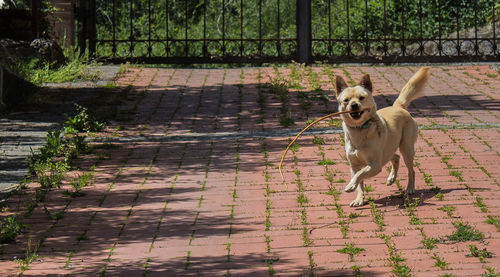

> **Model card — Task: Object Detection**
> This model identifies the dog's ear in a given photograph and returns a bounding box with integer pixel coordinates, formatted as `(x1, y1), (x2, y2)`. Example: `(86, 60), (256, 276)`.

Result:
(335, 75), (348, 98)
(359, 74), (372, 92)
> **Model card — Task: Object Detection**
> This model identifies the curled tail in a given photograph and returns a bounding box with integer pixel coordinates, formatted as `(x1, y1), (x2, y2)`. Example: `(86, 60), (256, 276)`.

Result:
(393, 67), (430, 110)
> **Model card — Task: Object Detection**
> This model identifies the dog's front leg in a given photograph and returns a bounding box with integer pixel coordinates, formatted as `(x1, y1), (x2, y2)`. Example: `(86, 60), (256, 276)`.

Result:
(344, 162), (382, 192)
(350, 181), (365, 207)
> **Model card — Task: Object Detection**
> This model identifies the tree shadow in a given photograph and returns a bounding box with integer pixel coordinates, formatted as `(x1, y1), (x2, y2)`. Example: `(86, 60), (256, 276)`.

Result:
(2, 69), (497, 275)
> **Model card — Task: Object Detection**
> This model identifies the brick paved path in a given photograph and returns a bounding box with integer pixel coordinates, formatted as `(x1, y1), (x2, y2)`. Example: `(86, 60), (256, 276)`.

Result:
(1, 65), (500, 276)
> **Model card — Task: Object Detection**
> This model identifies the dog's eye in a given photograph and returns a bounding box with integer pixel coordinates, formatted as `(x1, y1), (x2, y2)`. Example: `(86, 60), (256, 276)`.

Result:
(359, 96), (365, 101)
(343, 98), (349, 103)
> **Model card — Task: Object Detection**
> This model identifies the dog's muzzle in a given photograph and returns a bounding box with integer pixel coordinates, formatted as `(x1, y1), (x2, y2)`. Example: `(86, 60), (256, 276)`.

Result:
(350, 110), (364, 120)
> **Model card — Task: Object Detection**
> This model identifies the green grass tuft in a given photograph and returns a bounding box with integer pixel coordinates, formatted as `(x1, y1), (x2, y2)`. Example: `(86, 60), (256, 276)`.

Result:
(447, 222), (485, 242)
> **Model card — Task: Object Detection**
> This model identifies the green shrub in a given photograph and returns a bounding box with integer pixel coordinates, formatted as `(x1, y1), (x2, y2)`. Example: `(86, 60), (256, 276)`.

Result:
(32, 161), (67, 189)
(0, 215), (27, 243)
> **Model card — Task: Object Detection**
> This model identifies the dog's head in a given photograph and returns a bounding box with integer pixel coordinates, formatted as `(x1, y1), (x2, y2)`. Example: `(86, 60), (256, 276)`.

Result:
(335, 74), (377, 128)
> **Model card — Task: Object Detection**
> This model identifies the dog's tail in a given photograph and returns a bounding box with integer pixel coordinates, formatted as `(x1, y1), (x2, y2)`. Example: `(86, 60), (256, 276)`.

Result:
(393, 67), (430, 110)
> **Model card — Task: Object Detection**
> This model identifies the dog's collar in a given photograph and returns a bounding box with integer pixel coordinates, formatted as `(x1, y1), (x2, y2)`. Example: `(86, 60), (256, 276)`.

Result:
(353, 119), (373, 129)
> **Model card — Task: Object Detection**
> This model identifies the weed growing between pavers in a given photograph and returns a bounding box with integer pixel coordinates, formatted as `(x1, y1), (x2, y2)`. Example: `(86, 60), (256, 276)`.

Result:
(145, 143), (186, 273)
(363, 184), (374, 193)
(0, 215), (27, 243)
(403, 197), (423, 225)
(485, 215), (500, 231)
(44, 206), (64, 221)
(307, 250), (317, 276)
(2, 102), (112, 268)
(351, 265), (363, 277)
(288, 141), (315, 275)
(287, 63), (305, 90)
(14, 236), (40, 273)
(336, 243), (365, 262)
(432, 254), (449, 270)
(420, 127), (500, 273)
(100, 241), (118, 275)
(314, 135), (352, 239)
(438, 205), (456, 218)
(261, 139), (278, 276)
(419, 228), (439, 250)
(482, 267), (500, 277)
(474, 196), (488, 213)
(420, 126), (500, 267)
(467, 244), (494, 262)
(447, 222), (485, 242)
(379, 234), (412, 277)
(266, 66), (296, 128)
(62, 171), (95, 197)
(64, 104), (105, 134)
(369, 200), (385, 231)
(101, 144), (160, 274)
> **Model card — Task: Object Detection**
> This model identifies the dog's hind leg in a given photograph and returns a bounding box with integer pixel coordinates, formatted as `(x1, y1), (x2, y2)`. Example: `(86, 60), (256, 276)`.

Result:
(400, 135), (416, 195)
(386, 154), (400, 186)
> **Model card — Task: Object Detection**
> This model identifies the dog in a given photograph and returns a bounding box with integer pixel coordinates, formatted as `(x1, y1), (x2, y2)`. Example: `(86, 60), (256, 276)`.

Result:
(335, 68), (430, 207)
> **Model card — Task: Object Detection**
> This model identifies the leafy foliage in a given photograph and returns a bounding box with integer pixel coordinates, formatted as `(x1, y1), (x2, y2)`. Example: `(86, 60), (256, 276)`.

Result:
(64, 104), (105, 134)
(467, 245), (493, 262)
(447, 222), (485, 242)
(0, 215), (27, 243)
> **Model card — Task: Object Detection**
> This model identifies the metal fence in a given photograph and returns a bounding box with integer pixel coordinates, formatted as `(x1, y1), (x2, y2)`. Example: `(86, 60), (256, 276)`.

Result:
(77, 0), (499, 64)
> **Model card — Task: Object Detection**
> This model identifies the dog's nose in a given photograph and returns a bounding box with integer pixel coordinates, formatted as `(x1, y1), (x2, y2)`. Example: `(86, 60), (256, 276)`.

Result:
(351, 102), (359, 110)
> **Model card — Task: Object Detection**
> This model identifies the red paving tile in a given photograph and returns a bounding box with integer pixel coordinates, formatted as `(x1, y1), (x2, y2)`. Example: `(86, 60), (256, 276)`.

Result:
(2, 65), (500, 276)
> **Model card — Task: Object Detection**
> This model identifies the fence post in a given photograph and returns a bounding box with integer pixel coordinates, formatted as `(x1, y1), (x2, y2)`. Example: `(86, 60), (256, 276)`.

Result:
(76, 0), (87, 55)
(88, 0), (96, 58)
(296, 0), (312, 64)
(31, 0), (38, 39)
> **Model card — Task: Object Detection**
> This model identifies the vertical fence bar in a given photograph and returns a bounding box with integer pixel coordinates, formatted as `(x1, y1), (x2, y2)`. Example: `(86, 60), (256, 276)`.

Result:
(165, 0), (169, 57)
(401, 0), (406, 56)
(129, 0), (134, 57)
(259, 0), (262, 56)
(364, 0), (369, 55)
(277, 0), (281, 56)
(438, 0), (442, 56)
(493, 0), (497, 56)
(383, 0), (387, 56)
(222, 0), (226, 55)
(296, 0), (311, 63)
(148, 0), (152, 57)
(89, 0), (96, 57)
(474, 0), (479, 55)
(328, 0), (332, 55)
(185, 0), (188, 56)
(203, 0), (207, 57)
(112, 0), (116, 57)
(346, 0), (351, 55)
(456, 0), (460, 56)
(240, 0), (244, 57)
(419, 0), (423, 56)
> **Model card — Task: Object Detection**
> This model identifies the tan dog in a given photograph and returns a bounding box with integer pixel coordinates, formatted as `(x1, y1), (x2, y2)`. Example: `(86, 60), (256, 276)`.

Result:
(335, 68), (430, 207)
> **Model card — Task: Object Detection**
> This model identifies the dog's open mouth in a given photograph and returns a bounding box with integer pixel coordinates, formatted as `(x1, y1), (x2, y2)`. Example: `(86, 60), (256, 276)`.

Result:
(350, 110), (364, 120)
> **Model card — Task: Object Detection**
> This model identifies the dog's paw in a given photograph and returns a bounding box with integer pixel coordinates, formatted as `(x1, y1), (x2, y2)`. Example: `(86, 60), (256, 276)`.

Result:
(350, 198), (365, 207)
(344, 182), (357, 192)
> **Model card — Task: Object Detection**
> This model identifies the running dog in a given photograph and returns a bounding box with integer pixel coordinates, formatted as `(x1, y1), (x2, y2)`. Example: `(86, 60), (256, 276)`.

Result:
(335, 68), (430, 206)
